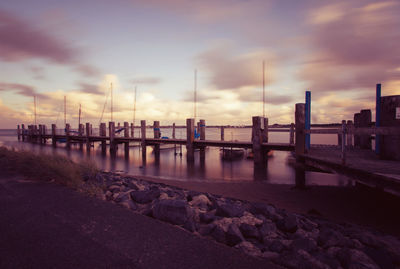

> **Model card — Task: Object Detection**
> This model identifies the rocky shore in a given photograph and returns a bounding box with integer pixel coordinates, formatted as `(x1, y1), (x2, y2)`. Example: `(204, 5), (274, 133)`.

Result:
(92, 171), (400, 269)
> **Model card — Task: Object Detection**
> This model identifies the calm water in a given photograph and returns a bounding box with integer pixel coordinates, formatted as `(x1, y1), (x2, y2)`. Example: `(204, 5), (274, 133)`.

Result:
(0, 128), (353, 186)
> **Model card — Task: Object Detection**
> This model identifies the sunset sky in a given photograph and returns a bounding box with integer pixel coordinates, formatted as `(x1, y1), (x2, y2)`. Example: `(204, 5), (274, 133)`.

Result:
(0, 0), (399, 128)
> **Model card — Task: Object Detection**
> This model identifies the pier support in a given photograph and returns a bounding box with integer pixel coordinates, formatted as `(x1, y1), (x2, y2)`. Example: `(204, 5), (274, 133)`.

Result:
(21, 124), (25, 142)
(51, 124), (56, 147)
(124, 122), (129, 157)
(154, 121), (160, 163)
(346, 120), (353, 148)
(86, 123), (91, 151)
(200, 119), (206, 162)
(130, 123), (134, 138)
(221, 126), (225, 141)
(263, 118), (269, 143)
(141, 120), (146, 163)
(290, 123), (295, 145)
(360, 109), (372, 150)
(109, 122), (116, 154)
(17, 125), (21, 141)
(100, 123), (106, 154)
(186, 118), (195, 163)
(295, 103), (306, 156)
(341, 120), (346, 165)
(78, 124), (84, 150)
(252, 116), (266, 166)
(42, 125), (47, 144)
(65, 124), (71, 149)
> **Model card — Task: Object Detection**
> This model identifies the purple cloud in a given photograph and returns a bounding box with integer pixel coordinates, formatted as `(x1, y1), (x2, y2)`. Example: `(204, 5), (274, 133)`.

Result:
(0, 82), (49, 99)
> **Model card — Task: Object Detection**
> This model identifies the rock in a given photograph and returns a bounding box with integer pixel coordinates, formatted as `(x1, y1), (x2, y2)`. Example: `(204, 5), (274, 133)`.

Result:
(190, 194), (211, 210)
(199, 211), (216, 224)
(291, 237), (318, 253)
(313, 252), (341, 269)
(249, 202), (278, 220)
(126, 181), (139, 190)
(108, 185), (121, 193)
(318, 228), (347, 248)
(105, 190), (113, 200)
(269, 240), (286, 253)
(259, 221), (278, 238)
(211, 224), (226, 244)
(198, 224), (216, 236)
(130, 189), (160, 204)
(152, 199), (192, 225)
(337, 248), (380, 269)
(239, 223), (260, 240)
(186, 190), (201, 201)
(239, 212), (263, 226)
(119, 200), (138, 211)
(234, 241), (262, 257)
(226, 224), (244, 246)
(262, 251), (279, 259)
(275, 250), (331, 269)
(364, 247), (396, 269)
(114, 191), (131, 203)
(277, 214), (298, 233)
(183, 218), (197, 232)
(216, 201), (244, 218)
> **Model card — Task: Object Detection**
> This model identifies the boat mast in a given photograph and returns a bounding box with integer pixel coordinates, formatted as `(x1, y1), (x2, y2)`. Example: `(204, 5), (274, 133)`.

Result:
(133, 86), (137, 126)
(34, 95), (37, 125)
(194, 69), (197, 121)
(78, 103), (81, 126)
(64, 95), (66, 126)
(110, 82), (113, 122)
(262, 60), (265, 118)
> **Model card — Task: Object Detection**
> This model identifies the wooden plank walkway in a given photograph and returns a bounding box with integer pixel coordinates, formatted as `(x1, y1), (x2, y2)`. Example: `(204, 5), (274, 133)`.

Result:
(300, 147), (400, 193)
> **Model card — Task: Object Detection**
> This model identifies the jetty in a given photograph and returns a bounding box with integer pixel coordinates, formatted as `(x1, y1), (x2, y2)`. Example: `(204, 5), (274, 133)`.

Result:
(16, 85), (400, 193)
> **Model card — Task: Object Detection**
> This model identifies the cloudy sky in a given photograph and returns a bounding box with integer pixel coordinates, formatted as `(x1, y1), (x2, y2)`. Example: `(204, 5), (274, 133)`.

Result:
(0, 0), (399, 128)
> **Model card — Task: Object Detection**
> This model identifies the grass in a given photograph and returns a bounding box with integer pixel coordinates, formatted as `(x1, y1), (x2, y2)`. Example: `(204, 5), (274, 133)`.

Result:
(0, 146), (102, 195)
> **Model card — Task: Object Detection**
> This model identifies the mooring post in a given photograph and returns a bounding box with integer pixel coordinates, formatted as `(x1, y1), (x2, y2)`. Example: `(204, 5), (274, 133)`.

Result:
(100, 123), (106, 154)
(65, 124), (71, 149)
(43, 125), (47, 144)
(34, 125), (38, 143)
(78, 124), (84, 150)
(17, 125), (21, 141)
(375, 83), (381, 155)
(221, 126), (225, 141)
(290, 123), (295, 145)
(360, 109), (372, 149)
(346, 120), (353, 148)
(295, 103), (306, 156)
(199, 119), (206, 161)
(263, 117), (269, 143)
(38, 125), (42, 144)
(85, 122), (91, 151)
(51, 124), (56, 147)
(305, 91), (311, 151)
(154, 121), (160, 163)
(141, 120), (146, 162)
(27, 125), (31, 142)
(252, 116), (265, 166)
(21, 124), (25, 142)
(172, 123), (176, 139)
(341, 120), (346, 165)
(109, 122), (116, 154)
(124, 121), (129, 156)
(130, 123), (134, 137)
(186, 118), (195, 162)
(354, 113), (361, 148)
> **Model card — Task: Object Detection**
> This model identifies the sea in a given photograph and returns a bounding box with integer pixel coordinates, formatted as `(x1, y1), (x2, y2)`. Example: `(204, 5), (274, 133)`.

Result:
(0, 127), (353, 187)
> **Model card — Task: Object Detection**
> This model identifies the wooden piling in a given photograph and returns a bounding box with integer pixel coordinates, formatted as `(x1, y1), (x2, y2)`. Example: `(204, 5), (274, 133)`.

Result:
(141, 120), (146, 161)
(252, 116), (265, 166)
(263, 117), (269, 143)
(360, 109), (372, 149)
(21, 124), (25, 142)
(221, 126), (225, 141)
(341, 120), (346, 165)
(42, 125), (47, 144)
(34, 125), (38, 143)
(86, 122), (91, 151)
(100, 123), (106, 154)
(172, 123), (176, 139)
(38, 125), (42, 144)
(290, 123), (295, 145)
(354, 113), (361, 148)
(154, 121), (160, 162)
(295, 103), (306, 156)
(130, 123), (134, 138)
(78, 124), (84, 150)
(109, 122), (116, 154)
(17, 125), (21, 141)
(51, 124), (56, 147)
(200, 119), (206, 161)
(65, 124), (71, 149)
(346, 120), (353, 148)
(124, 122), (129, 156)
(186, 118), (195, 162)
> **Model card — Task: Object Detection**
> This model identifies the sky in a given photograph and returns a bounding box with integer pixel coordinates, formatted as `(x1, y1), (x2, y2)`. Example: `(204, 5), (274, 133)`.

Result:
(0, 0), (399, 128)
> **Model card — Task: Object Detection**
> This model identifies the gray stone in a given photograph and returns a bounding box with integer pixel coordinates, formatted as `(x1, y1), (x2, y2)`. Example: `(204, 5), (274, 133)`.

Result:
(226, 224), (244, 246)
(259, 221), (277, 238)
(277, 214), (298, 233)
(130, 189), (160, 204)
(337, 248), (380, 269)
(198, 224), (216, 236)
(318, 228), (347, 248)
(249, 202), (278, 219)
(269, 240), (286, 253)
(211, 225), (226, 244)
(114, 192), (130, 203)
(313, 252), (341, 269)
(119, 200), (138, 211)
(152, 199), (192, 225)
(215, 201), (244, 218)
(291, 237), (318, 253)
(190, 194), (211, 210)
(239, 223), (260, 240)
(275, 249), (331, 269)
(199, 211), (216, 224)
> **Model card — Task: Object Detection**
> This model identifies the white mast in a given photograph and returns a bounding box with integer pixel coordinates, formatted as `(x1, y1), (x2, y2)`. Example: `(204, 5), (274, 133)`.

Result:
(263, 60), (265, 118)
(133, 86), (137, 126)
(64, 95), (66, 125)
(110, 82), (113, 122)
(194, 69), (197, 120)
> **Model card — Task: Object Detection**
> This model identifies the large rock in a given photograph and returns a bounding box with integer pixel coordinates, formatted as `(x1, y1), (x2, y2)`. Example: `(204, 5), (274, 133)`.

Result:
(211, 225), (226, 244)
(249, 202), (279, 220)
(198, 224), (216, 236)
(216, 201), (244, 218)
(318, 228), (347, 248)
(277, 214), (298, 233)
(189, 194), (211, 210)
(130, 189), (160, 204)
(275, 249), (331, 269)
(226, 224), (244, 246)
(234, 241), (262, 257)
(199, 211), (216, 224)
(152, 199), (192, 225)
(239, 223), (260, 240)
(337, 248), (380, 269)
(259, 221), (278, 239)
(291, 237), (318, 253)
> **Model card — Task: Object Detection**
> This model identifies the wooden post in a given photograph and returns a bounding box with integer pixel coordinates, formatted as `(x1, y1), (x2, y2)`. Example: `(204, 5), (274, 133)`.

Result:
(21, 124), (25, 142)
(34, 125), (38, 143)
(252, 116), (265, 166)
(27, 125), (31, 142)
(130, 123), (134, 138)
(124, 121), (129, 156)
(375, 83), (381, 154)
(154, 121), (160, 163)
(360, 109), (372, 149)
(65, 123), (71, 149)
(354, 113), (361, 148)
(51, 124), (56, 147)
(263, 117), (269, 143)
(17, 125), (21, 141)
(109, 122), (116, 154)
(199, 119), (206, 161)
(141, 120), (146, 162)
(346, 120), (353, 148)
(305, 91), (311, 150)
(341, 120), (346, 165)
(172, 123), (176, 139)
(85, 122), (91, 151)
(338, 132), (342, 147)
(78, 124), (84, 150)
(221, 126), (225, 141)
(42, 125), (47, 144)
(295, 103), (306, 156)
(100, 123), (106, 154)
(186, 118), (195, 162)
(38, 125), (42, 144)
(290, 123), (295, 145)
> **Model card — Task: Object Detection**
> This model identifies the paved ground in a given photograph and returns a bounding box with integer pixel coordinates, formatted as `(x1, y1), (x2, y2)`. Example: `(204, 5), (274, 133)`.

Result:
(0, 176), (280, 269)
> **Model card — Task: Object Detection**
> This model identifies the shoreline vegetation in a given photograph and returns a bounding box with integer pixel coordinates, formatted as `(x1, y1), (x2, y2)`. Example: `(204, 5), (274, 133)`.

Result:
(1, 146), (399, 268)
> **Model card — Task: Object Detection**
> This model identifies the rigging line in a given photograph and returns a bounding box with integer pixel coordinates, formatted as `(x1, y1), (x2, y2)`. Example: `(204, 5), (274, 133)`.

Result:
(99, 87), (111, 125)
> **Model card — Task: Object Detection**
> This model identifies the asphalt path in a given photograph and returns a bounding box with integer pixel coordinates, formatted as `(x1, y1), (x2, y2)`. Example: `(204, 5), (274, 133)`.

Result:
(0, 176), (280, 269)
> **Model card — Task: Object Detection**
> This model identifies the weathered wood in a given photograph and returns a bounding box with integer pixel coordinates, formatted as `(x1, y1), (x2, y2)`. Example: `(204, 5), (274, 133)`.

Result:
(186, 118), (195, 162)
(354, 113), (361, 148)
(78, 124), (84, 150)
(51, 124), (56, 147)
(346, 120), (353, 148)
(295, 103), (306, 156)
(172, 123), (176, 139)
(100, 123), (106, 154)
(109, 122), (116, 154)
(21, 124), (25, 142)
(153, 121), (160, 162)
(360, 109), (372, 149)
(130, 123), (134, 138)
(341, 120), (346, 165)
(65, 124), (71, 149)
(17, 125), (21, 141)
(252, 116), (265, 166)
(263, 117), (269, 143)
(123, 122), (129, 157)
(34, 125), (38, 143)
(289, 123), (295, 145)
(38, 125), (43, 144)
(199, 119), (206, 161)
(379, 95), (400, 160)
(42, 125), (47, 144)
(86, 122), (91, 151)
(221, 126), (225, 141)
(141, 120), (146, 161)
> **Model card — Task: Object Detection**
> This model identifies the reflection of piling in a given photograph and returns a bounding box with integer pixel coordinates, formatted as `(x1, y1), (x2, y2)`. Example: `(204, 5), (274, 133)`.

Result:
(124, 122), (130, 157)
(78, 124), (84, 150)
(290, 123), (295, 145)
(17, 125), (21, 141)
(21, 124), (25, 142)
(200, 119), (206, 162)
